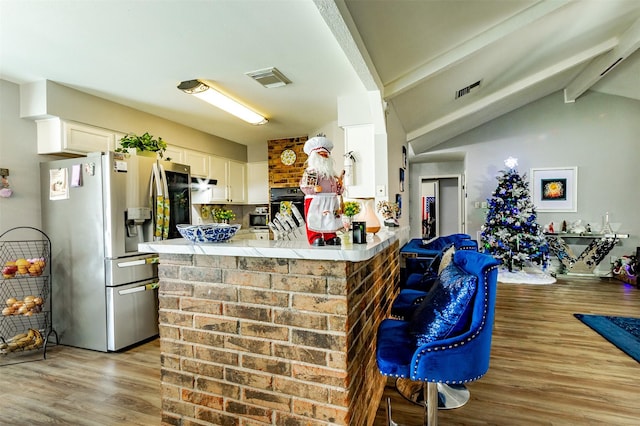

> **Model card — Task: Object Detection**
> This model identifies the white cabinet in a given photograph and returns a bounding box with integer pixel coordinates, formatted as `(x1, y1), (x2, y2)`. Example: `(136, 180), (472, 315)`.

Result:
(164, 145), (184, 163)
(254, 231), (270, 240)
(344, 124), (376, 198)
(247, 162), (269, 204)
(228, 160), (246, 204)
(184, 149), (209, 178)
(208, 156), (228, 202)
(36, 118), (115, 155)
(208, 156), (247, 204)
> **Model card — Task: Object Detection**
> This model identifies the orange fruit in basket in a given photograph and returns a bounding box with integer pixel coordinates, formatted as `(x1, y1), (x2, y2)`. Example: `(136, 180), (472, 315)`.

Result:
(28, 264), (42, 276)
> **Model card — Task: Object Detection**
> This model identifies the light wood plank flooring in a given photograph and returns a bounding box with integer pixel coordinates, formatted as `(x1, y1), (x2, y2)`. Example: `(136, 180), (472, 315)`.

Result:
(1, 276), (638, 425)
(376, 276), (640, 426)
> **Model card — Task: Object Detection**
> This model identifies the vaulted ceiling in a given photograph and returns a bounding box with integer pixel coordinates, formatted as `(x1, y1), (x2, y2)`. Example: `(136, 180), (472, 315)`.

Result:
(1, 0), (639, 158)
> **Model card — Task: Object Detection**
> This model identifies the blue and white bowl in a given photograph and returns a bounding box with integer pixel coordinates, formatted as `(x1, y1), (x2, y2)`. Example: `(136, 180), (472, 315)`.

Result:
(176, 223), (241, 243)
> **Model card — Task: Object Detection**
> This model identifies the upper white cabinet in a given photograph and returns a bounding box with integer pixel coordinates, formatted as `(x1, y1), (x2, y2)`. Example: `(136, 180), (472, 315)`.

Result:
(247, 162), (268, 204)
(208, 156), (228, 202)
(344, 124), (376, 198)
(184, 149), (209, 178)
(164, 145), (184, 163)
(37, 118), (115, 155)
(208, 156), (246, 204)
(227, 160), (247, 204)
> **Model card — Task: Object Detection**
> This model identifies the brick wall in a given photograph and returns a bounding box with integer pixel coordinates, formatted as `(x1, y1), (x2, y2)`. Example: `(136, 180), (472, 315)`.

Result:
(157, 242), (399, 426)
(268, 136), (308, 188)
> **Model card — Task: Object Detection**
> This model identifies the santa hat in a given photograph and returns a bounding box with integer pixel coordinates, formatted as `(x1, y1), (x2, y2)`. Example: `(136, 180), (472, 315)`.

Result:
(303, 136), (333, 156)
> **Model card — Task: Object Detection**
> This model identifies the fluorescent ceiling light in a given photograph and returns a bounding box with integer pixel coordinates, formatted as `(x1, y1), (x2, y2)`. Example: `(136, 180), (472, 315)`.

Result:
(177, 79), (268, 125)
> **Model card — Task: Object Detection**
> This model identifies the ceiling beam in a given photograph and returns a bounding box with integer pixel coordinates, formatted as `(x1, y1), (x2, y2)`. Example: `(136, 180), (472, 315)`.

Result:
(314, 0), (383, 92)
(564, 17), (640, 103)
(384, 0), (571, 99)
(407, 38), (617, 143)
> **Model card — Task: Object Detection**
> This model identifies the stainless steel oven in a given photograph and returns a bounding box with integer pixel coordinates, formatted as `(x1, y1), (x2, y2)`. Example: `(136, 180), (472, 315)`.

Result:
(269, 187), (305, 227)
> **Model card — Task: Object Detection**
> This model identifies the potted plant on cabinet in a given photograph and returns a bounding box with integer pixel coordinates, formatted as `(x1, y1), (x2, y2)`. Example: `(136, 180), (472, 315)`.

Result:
(116, 132), (167, 158)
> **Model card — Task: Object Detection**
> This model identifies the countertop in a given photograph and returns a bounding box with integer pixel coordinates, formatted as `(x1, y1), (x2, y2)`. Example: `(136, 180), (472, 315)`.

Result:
(139, 227), (409, 262)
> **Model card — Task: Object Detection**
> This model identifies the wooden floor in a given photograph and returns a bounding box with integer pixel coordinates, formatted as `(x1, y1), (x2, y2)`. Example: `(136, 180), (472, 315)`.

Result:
(1, 276), (638, 425)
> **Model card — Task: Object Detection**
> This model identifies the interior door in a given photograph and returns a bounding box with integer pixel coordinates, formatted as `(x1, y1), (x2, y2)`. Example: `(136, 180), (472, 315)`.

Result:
(421, 180), (439, 239)
(420, 176), (464, 239)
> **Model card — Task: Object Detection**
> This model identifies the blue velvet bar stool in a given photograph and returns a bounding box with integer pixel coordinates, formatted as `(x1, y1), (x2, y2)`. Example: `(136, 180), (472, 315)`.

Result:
(400, 234), (474, 288)
(392, 240), (479, 320)
(377, 250), (500, 425)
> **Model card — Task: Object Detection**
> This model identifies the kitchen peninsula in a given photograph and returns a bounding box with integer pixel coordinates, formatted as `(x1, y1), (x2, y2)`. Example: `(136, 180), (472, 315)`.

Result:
(139, 230), (405, 426)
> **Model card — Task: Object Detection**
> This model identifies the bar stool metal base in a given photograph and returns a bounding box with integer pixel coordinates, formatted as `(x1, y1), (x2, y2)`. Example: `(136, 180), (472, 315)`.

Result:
(395, 378), (470, 410)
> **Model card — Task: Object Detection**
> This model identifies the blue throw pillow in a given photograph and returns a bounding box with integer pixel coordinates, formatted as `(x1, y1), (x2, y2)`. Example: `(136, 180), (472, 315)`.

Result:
(407, 261), (478, 346)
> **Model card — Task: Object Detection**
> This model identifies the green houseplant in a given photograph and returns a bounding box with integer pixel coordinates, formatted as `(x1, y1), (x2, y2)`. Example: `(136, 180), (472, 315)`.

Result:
(343, 201), (361, 218)
(341, 201), (361, 237)
(212, 208), (236, 224)
(116, 132), (167, 158)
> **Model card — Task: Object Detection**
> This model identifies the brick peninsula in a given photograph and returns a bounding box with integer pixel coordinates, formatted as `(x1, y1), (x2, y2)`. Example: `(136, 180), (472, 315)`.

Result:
(139, 229), (405, 426)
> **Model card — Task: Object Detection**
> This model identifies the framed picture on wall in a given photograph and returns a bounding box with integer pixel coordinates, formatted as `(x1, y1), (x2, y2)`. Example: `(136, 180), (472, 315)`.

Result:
(396, 194), (402, 218)
(399, 168), (405, 192)
(402, 146), (407, 169)
(530, 167), (578, 212)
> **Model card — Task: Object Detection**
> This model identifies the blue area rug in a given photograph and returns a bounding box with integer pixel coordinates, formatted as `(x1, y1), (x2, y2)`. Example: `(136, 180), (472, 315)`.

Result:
(574, 314), (640, 363)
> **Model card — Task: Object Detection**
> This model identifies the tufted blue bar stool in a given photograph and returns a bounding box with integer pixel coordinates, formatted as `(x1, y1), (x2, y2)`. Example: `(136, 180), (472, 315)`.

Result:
(377, 250), (500, 425)
(400, 235), (476, 289)
(392, 240), (479, 320)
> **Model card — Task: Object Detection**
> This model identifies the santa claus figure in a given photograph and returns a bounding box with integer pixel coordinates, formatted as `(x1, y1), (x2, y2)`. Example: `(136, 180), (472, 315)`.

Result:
(300, 136), (344, 246)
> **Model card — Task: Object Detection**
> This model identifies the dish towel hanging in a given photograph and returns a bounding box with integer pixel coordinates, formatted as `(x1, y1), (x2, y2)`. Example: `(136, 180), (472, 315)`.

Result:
(150, 163), (170, 240)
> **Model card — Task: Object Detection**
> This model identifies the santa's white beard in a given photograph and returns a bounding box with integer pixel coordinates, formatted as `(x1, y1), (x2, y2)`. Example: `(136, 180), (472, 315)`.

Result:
(307, 152), (336, 179)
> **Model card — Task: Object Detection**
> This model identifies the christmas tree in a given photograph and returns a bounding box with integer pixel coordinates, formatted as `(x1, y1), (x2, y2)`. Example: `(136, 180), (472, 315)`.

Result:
(481, 157), (545, 270)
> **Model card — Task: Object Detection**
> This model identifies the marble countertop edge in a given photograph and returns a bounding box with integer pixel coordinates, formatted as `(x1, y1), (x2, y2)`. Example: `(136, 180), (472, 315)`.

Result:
(139, 228), (407, 261)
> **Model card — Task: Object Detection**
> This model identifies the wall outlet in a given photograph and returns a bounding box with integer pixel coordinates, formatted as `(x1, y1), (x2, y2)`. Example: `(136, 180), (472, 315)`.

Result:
(474, 201), (481, 208)
(610, 255), (617, 264)
(481, 201), (488, 208)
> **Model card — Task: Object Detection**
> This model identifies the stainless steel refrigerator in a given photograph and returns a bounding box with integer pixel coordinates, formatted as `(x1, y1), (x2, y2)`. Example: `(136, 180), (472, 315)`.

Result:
(40, 151), (191, 351)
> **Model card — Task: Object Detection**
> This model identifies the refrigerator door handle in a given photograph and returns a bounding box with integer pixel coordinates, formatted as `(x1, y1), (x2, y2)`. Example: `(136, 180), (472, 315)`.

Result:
(118, 280), (159, 295)
(159, 163), (170, 240)
(151, 162), (170, 241)
(117, 256), (160, 268)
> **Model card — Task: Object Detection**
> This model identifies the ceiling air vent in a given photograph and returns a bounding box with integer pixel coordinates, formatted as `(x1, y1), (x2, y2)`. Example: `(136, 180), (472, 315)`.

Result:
(246, 67), (291, 88)
(455, 80), (481, 99)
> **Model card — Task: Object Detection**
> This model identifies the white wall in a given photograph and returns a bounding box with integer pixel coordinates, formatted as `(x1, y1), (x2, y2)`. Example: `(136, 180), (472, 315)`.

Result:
(385, 104), (409, 228)
(410, 90), (640, 258)
(0, 81), (58, 234)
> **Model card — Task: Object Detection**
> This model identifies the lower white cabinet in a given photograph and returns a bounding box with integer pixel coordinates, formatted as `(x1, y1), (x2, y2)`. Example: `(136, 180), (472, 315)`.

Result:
(254, 231), (270, 240)
(37, 118), (115, 155)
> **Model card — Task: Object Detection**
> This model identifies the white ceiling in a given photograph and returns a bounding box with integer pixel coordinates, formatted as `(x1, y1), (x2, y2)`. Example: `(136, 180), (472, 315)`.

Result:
(1, 0), (639, 157)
